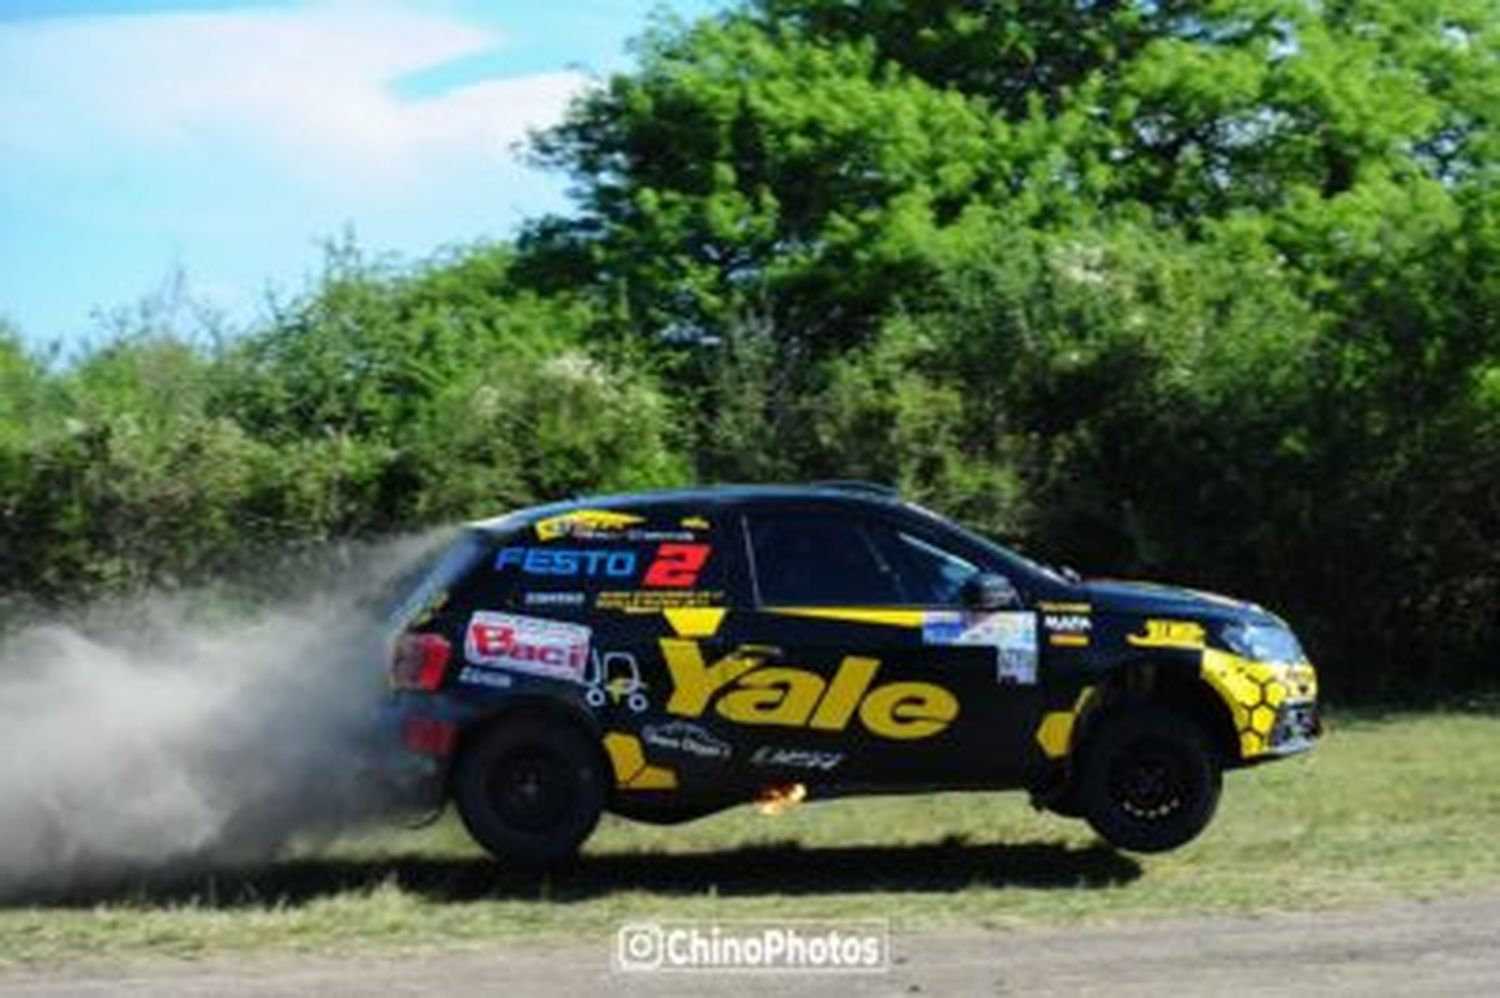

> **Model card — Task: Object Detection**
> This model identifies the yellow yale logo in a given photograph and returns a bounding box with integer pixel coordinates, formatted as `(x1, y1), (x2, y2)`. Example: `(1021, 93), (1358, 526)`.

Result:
(659, 639), (959, 740)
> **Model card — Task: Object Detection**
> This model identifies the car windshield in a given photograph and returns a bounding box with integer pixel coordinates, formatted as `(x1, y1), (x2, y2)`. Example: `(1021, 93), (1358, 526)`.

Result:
(900, 499), (1073, 585)
(991, 538), (1077, 582)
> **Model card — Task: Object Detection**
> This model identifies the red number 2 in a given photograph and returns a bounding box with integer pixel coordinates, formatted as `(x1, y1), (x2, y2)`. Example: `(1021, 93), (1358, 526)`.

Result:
(643, 543), (711, 588)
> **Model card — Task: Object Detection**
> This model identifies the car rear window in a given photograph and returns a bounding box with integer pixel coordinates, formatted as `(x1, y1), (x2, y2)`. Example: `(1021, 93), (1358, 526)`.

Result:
(386, 529), (490, 628)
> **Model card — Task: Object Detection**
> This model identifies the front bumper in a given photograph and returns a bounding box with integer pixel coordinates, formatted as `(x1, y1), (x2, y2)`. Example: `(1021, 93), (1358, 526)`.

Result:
(1200, 649), (1320, 761)
(1264, 699), (1321, 756)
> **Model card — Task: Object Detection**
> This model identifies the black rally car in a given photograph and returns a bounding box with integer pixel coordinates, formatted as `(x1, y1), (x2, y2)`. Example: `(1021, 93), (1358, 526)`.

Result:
(381, 483), (1318, 866)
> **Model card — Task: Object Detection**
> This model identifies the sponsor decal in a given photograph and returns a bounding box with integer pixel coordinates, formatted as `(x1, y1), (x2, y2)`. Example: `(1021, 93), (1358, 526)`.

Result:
(497, 543), (711, 588)
(1128, 619), (1206, 649)
(458, 666), (513, 690)
(584, 649), (651, 712)
(1049, 633), (1090, 648)
(465, 611), (591, 682)
(660, 640), (959, 741)
(597, 590), (725, 610)
(628, 529), (700, 542)
(497, 546), (637, 578)
(923, 611), (1039, 685)
(1044, 612), (1092, 648)
(1037, 601), (1092, 614)
(751, 746), (843, 771)
(535, 509), (644, 541)
(534, 509), (709, 544)
(642, 721), (732, 760)
(524, 591), (587, 607)
(643, 543), (713, 588)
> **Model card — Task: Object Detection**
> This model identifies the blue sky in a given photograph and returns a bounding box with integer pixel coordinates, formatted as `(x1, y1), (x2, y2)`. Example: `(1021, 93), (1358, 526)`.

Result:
(0, 0), (728, 343)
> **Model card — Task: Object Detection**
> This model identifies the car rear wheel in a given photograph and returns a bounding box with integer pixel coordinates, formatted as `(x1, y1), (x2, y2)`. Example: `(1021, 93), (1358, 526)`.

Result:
(1078, 705), (1221, 853)
(452, 717), (605, 869)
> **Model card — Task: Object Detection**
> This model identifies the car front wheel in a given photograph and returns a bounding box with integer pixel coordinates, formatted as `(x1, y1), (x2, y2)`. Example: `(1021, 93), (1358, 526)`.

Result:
(1077, 705), (1221, 854)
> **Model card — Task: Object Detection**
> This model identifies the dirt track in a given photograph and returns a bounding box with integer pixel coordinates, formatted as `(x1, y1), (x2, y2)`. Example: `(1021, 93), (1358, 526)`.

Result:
(3, 891), (1497, 997)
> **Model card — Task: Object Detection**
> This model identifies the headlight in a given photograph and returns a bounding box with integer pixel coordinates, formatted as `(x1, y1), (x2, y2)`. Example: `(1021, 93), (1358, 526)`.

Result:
(1220, 621), (1304, 663)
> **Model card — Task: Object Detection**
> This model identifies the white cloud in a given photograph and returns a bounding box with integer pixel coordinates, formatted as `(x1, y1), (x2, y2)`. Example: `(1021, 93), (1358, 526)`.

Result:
(0, 1), (593, 337)
(0, 1), (585, 189)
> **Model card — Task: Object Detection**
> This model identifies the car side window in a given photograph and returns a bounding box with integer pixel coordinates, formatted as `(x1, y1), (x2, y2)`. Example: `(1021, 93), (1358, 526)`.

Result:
(747, 513), (903, 606)
(883, 529), (980, 607)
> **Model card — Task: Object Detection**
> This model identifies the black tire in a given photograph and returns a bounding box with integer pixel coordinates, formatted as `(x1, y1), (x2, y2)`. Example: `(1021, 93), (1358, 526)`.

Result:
(1077, 705), (1221, 854)
(452, 716), (606, 870)
(1044, 782), (1086, 819)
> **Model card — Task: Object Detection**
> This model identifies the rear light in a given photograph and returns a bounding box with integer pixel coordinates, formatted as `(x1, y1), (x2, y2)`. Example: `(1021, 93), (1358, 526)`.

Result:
(401, 715), (457, 756)
(391, 632), (452, 691)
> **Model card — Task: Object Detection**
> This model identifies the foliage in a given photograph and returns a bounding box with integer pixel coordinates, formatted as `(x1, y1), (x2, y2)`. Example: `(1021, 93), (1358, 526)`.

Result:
(0, 246), (687, 607)
(515, 0), (1500, 696)
(5, 0), (1500, 695)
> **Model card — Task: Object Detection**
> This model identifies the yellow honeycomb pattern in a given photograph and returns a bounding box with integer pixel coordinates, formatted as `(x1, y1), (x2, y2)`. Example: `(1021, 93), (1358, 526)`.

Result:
(1200, 649), (1318, 758)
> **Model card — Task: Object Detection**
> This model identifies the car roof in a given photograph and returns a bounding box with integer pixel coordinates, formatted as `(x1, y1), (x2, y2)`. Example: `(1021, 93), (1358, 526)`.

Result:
(466, 482), (911, 533)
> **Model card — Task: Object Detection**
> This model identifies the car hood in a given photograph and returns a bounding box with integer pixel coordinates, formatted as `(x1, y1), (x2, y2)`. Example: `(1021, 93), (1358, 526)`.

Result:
(1082, 579), (1275, 624)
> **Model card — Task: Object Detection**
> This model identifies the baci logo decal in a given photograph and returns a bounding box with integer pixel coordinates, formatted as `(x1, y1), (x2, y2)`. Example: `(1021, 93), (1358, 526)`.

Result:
(465, 611), (591, 682)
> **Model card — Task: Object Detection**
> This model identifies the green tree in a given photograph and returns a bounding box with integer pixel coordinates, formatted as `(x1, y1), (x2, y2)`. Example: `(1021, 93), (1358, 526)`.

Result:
(519, 0), (1500, 694)
(215, 240), (688, 528)
(524, 16), (1009, 353)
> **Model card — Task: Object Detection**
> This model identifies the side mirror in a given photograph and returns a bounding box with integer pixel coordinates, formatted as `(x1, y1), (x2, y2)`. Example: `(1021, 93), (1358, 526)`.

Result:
(960, 572), (1020, 611)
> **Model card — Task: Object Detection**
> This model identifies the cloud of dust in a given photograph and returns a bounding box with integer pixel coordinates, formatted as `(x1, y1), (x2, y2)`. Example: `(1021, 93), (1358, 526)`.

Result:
(0, 531), (453, 897)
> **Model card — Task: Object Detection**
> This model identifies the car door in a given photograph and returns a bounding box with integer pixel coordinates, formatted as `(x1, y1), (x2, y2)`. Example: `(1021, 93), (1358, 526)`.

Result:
(874, 521), (1054, 784)
(718, 504), (1042, 788)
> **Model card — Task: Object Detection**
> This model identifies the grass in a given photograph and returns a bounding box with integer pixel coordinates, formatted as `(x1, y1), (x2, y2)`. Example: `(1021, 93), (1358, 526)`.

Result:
(3, 708), (1499, 964)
